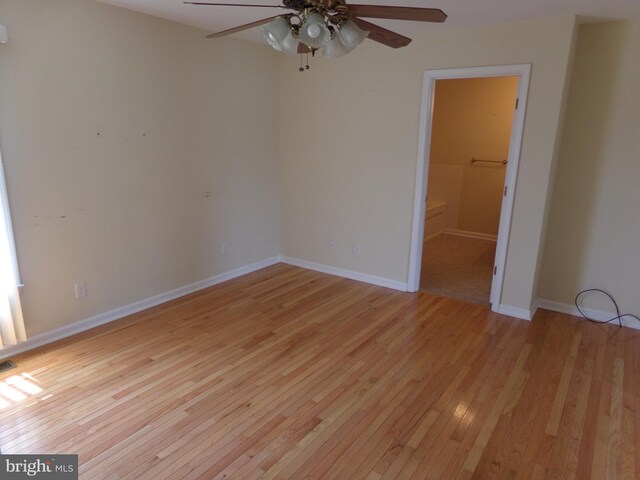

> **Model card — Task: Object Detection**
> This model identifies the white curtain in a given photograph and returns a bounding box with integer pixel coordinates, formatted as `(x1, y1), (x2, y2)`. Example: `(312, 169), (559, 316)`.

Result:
(0, 147), (25, 349)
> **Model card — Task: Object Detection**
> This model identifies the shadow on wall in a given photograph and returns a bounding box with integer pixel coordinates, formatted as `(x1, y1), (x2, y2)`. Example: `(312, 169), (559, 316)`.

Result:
(539, 23), (626, 303)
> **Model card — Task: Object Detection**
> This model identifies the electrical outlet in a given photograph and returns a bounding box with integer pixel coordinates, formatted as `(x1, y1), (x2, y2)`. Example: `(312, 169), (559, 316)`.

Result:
(74, 281), (87, 299)
(353, 243), (361, 256)
(221, 243), (229, 256)
(329, 240), (337, 250)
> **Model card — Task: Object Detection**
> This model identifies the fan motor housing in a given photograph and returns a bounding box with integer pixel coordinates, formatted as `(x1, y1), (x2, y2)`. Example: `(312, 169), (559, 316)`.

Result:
(283, 0), (345, 13)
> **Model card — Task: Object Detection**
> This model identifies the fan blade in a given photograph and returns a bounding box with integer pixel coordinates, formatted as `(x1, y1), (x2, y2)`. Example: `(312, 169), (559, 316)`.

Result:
(185, 2), (284, 7)
(297, 43), (312, 54)
(352, 17), (411, 48)
(206, 16), (278, 38)
(348, 5), (446, 23)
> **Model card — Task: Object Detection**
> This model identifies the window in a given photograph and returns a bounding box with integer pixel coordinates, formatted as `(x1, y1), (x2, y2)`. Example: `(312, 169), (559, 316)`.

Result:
(0, 146), (25, 349)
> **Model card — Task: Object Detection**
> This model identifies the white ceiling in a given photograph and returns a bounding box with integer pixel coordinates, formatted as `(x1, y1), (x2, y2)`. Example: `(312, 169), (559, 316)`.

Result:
(96, 0), (640, 43)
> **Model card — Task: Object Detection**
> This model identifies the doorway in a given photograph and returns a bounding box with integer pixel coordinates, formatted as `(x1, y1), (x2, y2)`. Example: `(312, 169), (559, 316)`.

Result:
(407, 65), (531, 311)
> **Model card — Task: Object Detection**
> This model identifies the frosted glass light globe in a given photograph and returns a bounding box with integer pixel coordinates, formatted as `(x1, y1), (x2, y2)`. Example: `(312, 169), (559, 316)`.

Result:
(307, 24), (321, 39)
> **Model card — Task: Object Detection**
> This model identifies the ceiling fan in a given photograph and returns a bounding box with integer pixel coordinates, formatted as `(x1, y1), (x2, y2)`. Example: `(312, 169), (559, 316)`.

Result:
(185, 1), (447, 69)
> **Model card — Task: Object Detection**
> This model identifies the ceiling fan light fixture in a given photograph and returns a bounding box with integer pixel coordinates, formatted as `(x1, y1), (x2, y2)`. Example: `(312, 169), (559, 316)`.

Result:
(298, 12), (331, 48)
(337, 20), (368, 51)
(323, 34), (349, 59)
(196, 2), (448, 69)
(260, 16), (291, 51)
(280, 31), (301, 56)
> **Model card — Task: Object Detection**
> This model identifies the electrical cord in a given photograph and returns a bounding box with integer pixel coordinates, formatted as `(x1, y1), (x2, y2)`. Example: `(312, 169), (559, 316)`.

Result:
(574, 288), (640, 328)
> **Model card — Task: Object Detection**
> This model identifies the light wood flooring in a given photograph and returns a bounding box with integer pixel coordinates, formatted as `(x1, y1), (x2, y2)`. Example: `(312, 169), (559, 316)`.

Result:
(0, 263), (639, 479)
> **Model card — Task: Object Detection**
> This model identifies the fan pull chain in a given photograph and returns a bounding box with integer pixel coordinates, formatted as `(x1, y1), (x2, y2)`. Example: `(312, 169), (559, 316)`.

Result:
(298, 52), (311, 72)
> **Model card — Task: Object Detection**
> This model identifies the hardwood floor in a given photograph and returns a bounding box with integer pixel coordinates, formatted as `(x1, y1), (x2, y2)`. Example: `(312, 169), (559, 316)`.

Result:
(0, 264), (638, 479)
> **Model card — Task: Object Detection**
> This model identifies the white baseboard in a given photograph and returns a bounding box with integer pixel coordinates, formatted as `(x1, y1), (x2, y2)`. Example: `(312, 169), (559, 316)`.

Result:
(280, 256), (408, 292)
(495, 303), (535, 321)
(6, 254), (566, 361)
(537, 298), (640, 330)
(0, 256), (281, 360)
(444, 229), (497, 242)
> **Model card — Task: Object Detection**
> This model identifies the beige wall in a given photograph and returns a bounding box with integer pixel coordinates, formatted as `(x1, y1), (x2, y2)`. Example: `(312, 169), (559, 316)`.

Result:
(0, 0), (591, 341)
(279, 16), (576, 312)
(428, 77), (518, 236)
(538, 19), (640, 313)
(0, 0), (281, 336)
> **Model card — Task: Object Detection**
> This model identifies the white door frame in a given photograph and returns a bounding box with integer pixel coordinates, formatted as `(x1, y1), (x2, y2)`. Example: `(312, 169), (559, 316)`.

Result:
(407, 64), (532, 311)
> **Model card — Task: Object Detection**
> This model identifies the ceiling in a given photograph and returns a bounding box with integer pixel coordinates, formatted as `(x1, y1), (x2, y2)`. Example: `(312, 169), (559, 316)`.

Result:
(96, 0), (640, 43)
